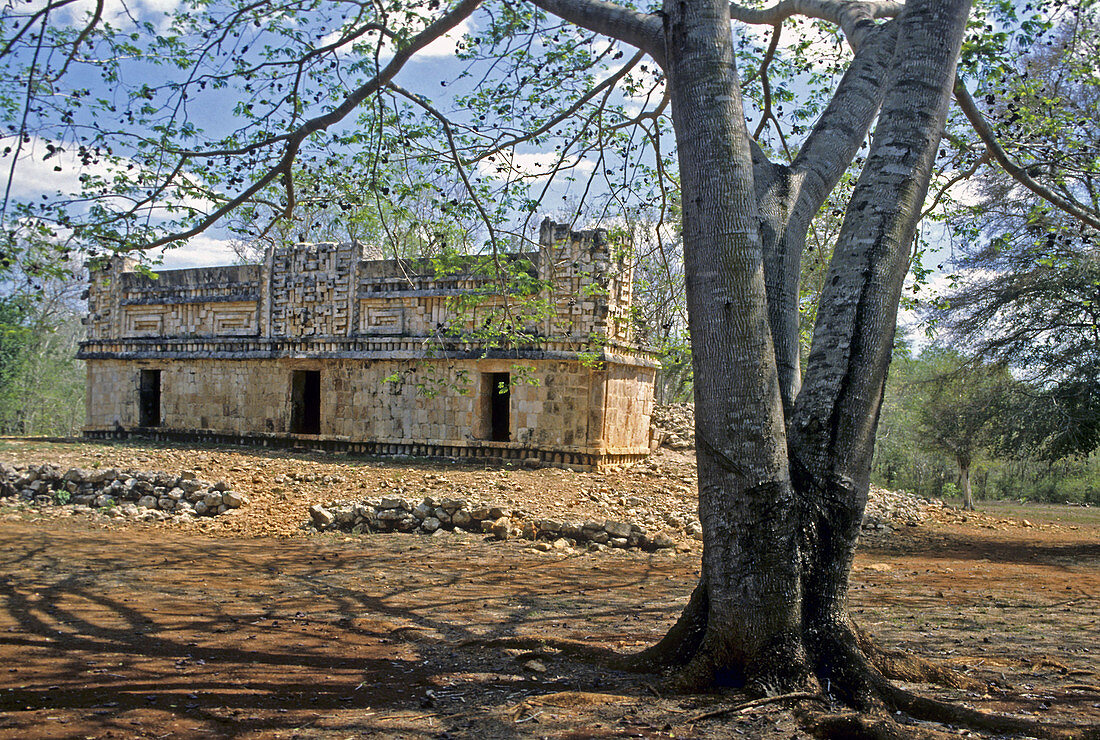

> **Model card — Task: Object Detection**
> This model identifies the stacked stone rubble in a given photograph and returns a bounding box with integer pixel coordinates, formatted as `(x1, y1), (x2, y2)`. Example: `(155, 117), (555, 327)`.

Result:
(307, 496), (675, 552)
(650, 403), (696, 450)
(861, 485), (948, 533)
(0, 462), (247, 518)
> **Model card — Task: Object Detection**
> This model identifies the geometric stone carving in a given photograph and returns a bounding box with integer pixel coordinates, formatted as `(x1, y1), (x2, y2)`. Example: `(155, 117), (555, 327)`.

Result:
(360, 304), (404, 335)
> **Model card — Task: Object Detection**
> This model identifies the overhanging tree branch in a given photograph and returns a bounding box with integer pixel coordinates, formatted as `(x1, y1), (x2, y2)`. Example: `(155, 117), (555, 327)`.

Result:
(729, 0), (902, 49)
(953, 80), (1100, 232)
(136, 0), (484, 251)
(528, 0), (663, 62)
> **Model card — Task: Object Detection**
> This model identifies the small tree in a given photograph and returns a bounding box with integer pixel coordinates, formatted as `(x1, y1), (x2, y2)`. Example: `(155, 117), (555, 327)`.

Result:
(913, 349), (1015, 509)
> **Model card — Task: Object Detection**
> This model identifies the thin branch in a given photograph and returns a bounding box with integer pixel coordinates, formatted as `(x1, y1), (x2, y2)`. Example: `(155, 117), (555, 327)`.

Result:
(729, 0), (902, 49)
(136, 0), (484, 251)
(49, 0), (104, 82)
(752, 24), (783, 141)
(385, 82), (498, 248)
(953, 80), (1100, 232)
(921, 152), (990, 219)
(0, 0), (81, 57)
(686, 692), (822, 723)
(384, 83), (540, 344)
(1, 6), (51, 228)
(473, 47), (646, 165)
(199, 22), (394, 86)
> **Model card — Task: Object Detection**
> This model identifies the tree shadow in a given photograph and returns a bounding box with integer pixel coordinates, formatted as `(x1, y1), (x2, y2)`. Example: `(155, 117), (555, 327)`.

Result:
(0, 521), (688, 738)
(861, 526), (1100, 568)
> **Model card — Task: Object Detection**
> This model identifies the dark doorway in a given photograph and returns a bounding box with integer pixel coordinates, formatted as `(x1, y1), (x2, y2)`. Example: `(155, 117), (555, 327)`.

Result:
(139, 369), (161, 427)
(291, 370), (321, 434)
(486, 372), (510, 442)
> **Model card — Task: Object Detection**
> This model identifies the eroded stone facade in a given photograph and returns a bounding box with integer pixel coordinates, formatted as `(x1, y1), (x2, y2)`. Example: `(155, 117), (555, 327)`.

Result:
(80, 220), (657, 469)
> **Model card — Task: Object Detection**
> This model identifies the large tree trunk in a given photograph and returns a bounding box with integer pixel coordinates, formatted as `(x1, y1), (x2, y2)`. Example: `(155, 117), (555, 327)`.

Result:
(788, 0), (972, 702)
(650, 0), (972, 699)
(659, 0), (808, 692)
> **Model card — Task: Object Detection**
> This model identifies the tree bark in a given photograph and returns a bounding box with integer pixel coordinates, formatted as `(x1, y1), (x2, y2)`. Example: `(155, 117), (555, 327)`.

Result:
(957, 454), (973, 510)
(787, 0), (972, 702)
(655, 0), (972, 700)
(757, 20), (900, 418)
(661, 0), (807, 691)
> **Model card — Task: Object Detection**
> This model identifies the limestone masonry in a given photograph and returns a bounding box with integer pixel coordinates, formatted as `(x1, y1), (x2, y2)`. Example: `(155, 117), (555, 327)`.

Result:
(79, 220), (658, 470)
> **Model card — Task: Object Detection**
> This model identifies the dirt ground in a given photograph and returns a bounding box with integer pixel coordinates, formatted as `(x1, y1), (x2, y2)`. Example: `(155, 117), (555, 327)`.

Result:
(0, 438), (1098, 739)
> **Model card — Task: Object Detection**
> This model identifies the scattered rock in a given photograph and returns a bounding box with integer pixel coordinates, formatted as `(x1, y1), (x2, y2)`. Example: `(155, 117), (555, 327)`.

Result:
(651, 403), (696, 449)
(490, 516), (511, 541)
(308, 504), (335, 527)
(303, 495), (677, 553)
(861, 485), (947, 534)
(0, 463), (244, 521)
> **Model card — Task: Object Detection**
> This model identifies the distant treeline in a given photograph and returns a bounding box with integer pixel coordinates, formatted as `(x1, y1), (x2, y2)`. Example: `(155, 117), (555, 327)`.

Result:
(872, 345), (1099, 507)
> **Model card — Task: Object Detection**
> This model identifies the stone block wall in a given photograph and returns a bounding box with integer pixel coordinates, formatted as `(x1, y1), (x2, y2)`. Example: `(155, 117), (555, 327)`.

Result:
(84, 356), (648, 468)
(537, 219), (634, 343)
(85, 220), (635, 346)
(601, 361), (658, 453)
(87, 260), (262, 340)
(268, 242), (358, 337)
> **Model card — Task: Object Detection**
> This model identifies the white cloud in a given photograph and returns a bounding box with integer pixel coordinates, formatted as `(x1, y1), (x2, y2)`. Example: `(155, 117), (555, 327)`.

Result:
(416, 17), (473, 58)
(1, 136), (219, 216)
(152, 234), (241, 269)
(50, 0), (183, 32)
(478, 151), (597, 181)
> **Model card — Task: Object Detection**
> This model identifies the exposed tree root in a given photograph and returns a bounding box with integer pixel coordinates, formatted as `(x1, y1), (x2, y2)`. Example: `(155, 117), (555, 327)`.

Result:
(456, 610), (1100, 738)
(664, 631), (740, 693)
(795, 705), (959, 740)
(869, 648), (986, 691)
(881, 681), (1100, 740)
(624, 581), (709, 672)
(852, 623), (989, 692)
(807, 622), (1100, 739)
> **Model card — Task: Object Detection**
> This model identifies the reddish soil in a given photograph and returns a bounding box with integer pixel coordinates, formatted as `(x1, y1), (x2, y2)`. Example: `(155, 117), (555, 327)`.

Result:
(0, 439), (1098, 738)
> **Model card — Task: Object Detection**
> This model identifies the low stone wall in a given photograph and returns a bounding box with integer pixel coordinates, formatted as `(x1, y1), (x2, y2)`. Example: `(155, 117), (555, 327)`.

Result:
(307, 496), (675, 552)
(0, 462), (248, 519)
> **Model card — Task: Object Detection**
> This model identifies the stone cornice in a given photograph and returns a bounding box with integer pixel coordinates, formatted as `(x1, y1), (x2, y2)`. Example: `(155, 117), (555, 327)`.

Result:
(77, 335), (660, 368)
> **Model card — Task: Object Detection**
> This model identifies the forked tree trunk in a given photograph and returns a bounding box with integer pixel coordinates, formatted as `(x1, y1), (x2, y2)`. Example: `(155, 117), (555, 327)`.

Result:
(788, 0), (970, 701)
(649, 0), (972, 697)
(535, 0), (973, 701)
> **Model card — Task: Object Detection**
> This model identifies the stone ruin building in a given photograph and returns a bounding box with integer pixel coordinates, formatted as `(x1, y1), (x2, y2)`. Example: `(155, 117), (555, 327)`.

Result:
(78, 220), (658, 470)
